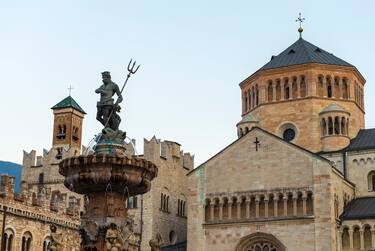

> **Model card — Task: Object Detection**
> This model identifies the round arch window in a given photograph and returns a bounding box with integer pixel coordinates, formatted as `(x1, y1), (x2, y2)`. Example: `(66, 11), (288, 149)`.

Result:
(283, 128), (296, 142)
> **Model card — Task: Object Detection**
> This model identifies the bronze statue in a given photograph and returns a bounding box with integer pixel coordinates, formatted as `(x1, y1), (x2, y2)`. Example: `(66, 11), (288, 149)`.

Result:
(96, 71), (123, 131)
(149, 233), (164, 251)
(48, 224), (63, 251)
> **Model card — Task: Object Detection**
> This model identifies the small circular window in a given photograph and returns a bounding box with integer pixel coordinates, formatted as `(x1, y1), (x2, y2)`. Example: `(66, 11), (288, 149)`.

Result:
(283, 128), (296, 142)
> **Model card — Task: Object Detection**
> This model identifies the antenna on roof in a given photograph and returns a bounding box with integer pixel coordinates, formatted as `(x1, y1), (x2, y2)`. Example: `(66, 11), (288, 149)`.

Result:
(295, 13), (305, 39)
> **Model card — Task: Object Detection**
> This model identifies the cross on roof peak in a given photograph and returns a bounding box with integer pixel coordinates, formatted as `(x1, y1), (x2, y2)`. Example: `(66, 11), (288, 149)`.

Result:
(68, 85), (74, 96)
(295, 13), (306, 38)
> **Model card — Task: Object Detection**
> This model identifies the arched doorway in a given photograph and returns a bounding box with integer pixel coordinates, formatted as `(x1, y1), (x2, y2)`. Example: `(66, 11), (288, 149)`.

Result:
(235, 232), (286, 251)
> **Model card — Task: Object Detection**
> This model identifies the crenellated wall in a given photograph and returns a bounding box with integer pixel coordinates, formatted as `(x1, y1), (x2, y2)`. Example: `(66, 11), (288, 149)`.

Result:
(127, 136), (194, 250)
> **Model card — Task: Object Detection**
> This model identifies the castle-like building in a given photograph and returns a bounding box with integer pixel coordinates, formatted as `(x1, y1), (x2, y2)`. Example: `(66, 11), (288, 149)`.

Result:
(1, 95), (193, 251)
(187, 33), (375, 251)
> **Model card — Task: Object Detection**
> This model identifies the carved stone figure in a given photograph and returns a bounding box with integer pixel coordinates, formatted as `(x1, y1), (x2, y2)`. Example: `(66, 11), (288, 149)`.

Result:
(122, 218), (134, 251)
(48, 224), (63, 251)
(149, 233), (164, 251)
(105, 223), (125, 251)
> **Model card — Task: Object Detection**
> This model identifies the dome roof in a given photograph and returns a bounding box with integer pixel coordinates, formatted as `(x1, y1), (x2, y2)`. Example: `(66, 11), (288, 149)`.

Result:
(320, 104), (349, 115)
(238, 113), (259, 125)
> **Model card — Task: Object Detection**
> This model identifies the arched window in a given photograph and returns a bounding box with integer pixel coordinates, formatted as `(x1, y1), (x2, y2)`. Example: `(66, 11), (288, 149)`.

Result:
(244, 92), (248, 112)
(353, 226), (361, 250)
(318, 75), (324, 97)
(268, 81), (273, 102)
(364, 225), (372, 249)
(327, 78), (333, 98)
(300, 76), (307, 97)
(328, 117), (334, 135)
(235, 232), (286, 251)
(368, 171), (375, 191)
(38, 173), (44, 184)
(252, 87), (255, 109)
(213, 198), (220, 220)
(342, 78), (348, 99)
(255, 85), (259, 106)
(306, 193), (313, 215)
(21, 232), (32, 251)
(248, 91), (252, 110)
(3, 229), (14, 251)
(276, 80), (281, 101)
(334, 117), (340, 135)
(72, 126), (79, 141)
(43, 237), (52, 251)
(57, 125), (66, 139)
(284, 79), (290, 100)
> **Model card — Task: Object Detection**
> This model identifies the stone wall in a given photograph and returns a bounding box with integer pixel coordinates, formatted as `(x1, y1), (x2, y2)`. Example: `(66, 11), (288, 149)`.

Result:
(0, 174), (80, 251)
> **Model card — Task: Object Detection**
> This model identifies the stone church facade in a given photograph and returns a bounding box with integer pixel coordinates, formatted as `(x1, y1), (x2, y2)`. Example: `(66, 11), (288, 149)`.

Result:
(187, 36), (375, 251)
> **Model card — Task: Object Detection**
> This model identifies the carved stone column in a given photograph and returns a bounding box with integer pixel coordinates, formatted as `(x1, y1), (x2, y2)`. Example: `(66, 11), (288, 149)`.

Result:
(246, 199), (251, 219)
(360, 229), (365, 250)
(219, 203), (223, 221)
(337, 230), (342, 251)
(283, 196), (288, 217)
(273, 197), (278, 217)
(281, 82), (285, 101)
(237, 201), (241, 220)
(349, 229), (354, 250)
(264, 199), (269, 218)
(255, 196), (260, 219)
(371, 230), (375, 249)
(272, 83), (276, 101)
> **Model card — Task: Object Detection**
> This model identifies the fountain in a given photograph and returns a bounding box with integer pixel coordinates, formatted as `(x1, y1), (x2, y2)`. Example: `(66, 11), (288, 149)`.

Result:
(59, 62), (158, 251)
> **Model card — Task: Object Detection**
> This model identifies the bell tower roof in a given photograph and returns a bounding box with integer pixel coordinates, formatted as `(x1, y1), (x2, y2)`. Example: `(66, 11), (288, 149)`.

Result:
(51, 96), (86, 114)
(259, 38), (354, 72)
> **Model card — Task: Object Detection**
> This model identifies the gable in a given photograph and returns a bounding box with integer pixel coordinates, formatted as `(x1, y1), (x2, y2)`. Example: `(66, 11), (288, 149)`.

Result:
(201, 128), (331, 194)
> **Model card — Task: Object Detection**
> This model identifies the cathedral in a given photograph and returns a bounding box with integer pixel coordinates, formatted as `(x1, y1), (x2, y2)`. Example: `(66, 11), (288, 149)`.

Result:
(1, 26), (375, 251)
(187, 31), (375, 251)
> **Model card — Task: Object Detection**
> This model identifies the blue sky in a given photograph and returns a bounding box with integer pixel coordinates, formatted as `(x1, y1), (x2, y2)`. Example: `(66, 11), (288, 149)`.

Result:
(1, 1), (375, 166)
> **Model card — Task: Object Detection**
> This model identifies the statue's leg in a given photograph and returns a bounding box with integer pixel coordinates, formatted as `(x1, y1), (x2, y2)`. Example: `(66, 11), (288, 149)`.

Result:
(101, 107), (111, 128)
(96, 107), (105, 126)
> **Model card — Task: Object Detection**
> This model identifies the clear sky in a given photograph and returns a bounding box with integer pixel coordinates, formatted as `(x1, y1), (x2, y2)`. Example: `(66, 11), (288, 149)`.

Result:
(1, 1), (375, 166)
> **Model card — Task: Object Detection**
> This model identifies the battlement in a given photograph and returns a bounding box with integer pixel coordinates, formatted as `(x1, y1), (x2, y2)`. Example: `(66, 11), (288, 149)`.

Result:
(0, 174), (81, 219)
(144, 136), (194, 170)
(23, 146), (80, 168)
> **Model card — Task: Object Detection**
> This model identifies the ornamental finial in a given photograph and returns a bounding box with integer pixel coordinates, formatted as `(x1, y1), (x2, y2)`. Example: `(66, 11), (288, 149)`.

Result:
(295, 13), (305, 38)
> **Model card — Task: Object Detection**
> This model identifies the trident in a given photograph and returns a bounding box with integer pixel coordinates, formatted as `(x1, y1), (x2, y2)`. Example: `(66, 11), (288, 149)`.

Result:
(102, 59), (140, 129)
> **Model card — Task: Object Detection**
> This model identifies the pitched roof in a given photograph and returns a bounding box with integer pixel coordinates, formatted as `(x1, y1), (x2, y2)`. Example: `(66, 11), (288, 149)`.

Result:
(259, 38), (353, 71)
(51, 96), (86, 114)
(346, 128), (375, 152)
(340, 197), (375, 220)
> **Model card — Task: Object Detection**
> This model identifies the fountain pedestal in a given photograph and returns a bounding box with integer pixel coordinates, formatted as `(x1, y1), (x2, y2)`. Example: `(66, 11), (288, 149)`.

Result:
(59, 144), (157, 251)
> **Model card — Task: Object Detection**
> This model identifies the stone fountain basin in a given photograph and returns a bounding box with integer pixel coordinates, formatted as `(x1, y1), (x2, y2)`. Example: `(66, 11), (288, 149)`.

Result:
(59, 154), (158, 195)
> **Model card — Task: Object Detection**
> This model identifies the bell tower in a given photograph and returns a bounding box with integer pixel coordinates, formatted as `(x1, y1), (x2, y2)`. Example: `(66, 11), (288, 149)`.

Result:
(51, 96), (86, 150)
